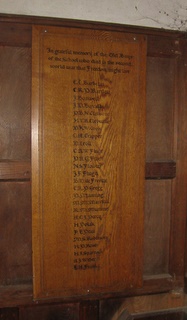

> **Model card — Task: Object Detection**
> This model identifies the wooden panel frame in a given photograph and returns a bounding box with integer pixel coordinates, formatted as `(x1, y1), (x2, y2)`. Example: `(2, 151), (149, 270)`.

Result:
(0, 13), (186, 308)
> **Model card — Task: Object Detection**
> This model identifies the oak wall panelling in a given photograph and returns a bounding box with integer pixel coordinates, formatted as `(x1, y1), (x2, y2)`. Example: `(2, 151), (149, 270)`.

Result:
(0, 14), (187, 319)
(32, 25), (146, 300)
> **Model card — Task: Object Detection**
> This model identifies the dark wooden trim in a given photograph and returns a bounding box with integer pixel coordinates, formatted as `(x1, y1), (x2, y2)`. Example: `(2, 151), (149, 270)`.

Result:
(79, 300), (99, 320)
(145, 162), (176, 179)
(0, 22), (31, 47)
(132, 310), (187, 320)
(0, 285), (33, 308)
(0, 308), (19, 319)
(183, 41), (187, 293)
(0, 161), (31, 181)
(147, 35), (184, 58)
(0, 13), (186, 37)
(169, 41), (187, 287)
(0, 161), (175, 181)
(0, 275), (174, 308)
(129, 274), (179, 296)
(0, 13), (185, 57)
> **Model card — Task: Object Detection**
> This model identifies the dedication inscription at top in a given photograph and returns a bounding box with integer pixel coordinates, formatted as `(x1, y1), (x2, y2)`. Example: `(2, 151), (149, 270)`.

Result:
(32, 25), (146, 299)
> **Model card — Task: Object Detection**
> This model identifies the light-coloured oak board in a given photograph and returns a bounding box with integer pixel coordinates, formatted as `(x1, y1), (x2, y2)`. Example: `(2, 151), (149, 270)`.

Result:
(32, 25), (146, 299)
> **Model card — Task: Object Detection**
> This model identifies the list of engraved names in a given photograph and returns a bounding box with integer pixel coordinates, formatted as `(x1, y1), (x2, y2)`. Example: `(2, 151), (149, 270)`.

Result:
(46, 43), (134, 271)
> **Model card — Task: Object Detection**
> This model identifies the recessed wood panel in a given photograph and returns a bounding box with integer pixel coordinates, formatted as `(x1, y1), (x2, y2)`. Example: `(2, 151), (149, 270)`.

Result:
(144, 180), (171, 276)
(32, 26), (146, 299)
(0, 182), (32, 285)
(0, 47), (31, 161)
(146, 57), (175, 161)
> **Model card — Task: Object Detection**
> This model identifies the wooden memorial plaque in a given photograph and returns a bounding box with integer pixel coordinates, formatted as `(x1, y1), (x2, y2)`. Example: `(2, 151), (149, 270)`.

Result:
(32, 25), (146, 299)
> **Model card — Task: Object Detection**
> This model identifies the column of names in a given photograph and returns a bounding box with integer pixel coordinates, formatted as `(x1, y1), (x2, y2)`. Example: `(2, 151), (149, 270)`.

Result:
(72, 79), (110, 271)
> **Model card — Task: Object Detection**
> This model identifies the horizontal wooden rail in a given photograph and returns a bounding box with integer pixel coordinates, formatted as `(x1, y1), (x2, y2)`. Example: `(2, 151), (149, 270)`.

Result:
(145, 161), (176, 179)
(0, 160), (176, 181)
(0, 160), (31, 181)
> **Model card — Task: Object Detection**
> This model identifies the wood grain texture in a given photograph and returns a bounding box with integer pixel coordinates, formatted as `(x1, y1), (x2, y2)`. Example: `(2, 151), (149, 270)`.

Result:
(0, 46), (31, 161)
(145, 162), (176, 179)
(0, 161), (175, 181)
(147, 35), (183, 58)
(0, 285), (33, 308)
(0, 161), (30, 181)
(0, 22), (31, 47)
(144, 180), (171, 275)
(79, 301), (99, 320)
(0, 182), (32, 286)
(100, 291), (185, 320)
(170, 42), (187, 285)
(32, 25), (146, 299)
(146, 56), (174, 161)
(0, 14), (186, 316)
